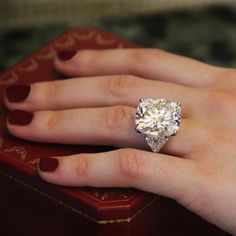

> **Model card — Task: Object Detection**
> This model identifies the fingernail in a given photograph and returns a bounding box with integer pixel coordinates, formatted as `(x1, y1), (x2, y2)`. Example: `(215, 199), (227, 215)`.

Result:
(5, 84), (31, 103)
(8, 110), (34, 126)
(57, 49), (77, 61)
(39, 157), (59, 172)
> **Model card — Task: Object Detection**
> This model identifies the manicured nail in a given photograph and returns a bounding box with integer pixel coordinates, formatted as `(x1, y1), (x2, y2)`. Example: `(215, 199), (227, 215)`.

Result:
(39, 157), (59, 172)
(8, 110), (34, 126)
(57, 49), (77, 61)
(5, 84), (31, 103)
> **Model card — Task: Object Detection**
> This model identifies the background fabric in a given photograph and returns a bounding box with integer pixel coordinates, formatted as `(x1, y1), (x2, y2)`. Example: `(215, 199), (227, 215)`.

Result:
(0, 0), (234, 29)
(1, 1), (236, 72)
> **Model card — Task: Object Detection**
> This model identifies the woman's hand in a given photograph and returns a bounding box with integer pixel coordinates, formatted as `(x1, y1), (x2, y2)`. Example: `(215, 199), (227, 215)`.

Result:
(4, 48), (236, 234)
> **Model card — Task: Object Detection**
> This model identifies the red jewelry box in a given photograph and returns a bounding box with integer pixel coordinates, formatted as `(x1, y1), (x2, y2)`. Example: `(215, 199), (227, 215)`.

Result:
(0, 28), (227, 236)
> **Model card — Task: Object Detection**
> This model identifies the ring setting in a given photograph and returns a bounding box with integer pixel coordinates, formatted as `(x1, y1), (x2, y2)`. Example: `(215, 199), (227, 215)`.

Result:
(135, 98), (181, 152)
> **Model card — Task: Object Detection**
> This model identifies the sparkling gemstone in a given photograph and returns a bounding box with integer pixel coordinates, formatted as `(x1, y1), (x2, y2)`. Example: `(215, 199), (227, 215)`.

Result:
(135, 98), (181, 152)
(146, 135), (167, 153)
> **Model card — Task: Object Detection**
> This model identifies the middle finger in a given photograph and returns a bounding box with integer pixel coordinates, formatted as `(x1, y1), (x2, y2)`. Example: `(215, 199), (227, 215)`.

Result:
(5, 75), (195, 115)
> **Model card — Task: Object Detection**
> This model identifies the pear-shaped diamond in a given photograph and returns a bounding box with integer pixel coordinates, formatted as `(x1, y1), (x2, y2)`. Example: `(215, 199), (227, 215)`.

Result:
(146, 135), (167, 152)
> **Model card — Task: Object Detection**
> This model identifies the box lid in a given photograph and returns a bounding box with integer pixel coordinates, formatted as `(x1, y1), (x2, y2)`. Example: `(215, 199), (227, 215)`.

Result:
(0, 27), (158, 224)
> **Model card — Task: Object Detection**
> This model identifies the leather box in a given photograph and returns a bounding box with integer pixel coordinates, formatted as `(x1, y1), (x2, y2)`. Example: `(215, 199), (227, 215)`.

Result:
(0, 28), (227, 236)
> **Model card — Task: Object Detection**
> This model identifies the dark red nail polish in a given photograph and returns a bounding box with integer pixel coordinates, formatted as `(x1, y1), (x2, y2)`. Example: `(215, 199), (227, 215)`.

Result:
(57, 49), (77, 61)
(8, 110), (34, 126)
(39, 157), (59, 172)
(5, 84), (31, 103)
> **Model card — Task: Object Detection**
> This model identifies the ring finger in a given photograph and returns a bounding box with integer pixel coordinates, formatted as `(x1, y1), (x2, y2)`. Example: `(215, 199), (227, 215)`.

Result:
(7, 106), (199, 156)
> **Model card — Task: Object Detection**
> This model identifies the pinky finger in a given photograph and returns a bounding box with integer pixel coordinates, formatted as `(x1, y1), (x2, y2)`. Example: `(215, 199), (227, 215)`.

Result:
(38, 148), (197, 201)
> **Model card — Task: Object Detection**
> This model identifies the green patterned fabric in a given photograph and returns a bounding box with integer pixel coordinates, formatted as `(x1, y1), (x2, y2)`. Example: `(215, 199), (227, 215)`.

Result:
(1, 4), (236, 72)
(0, 0), (235, 29)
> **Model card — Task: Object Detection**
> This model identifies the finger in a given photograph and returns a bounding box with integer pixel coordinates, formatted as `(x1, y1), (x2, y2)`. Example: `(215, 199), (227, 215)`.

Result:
(7, 107), (197, 156)
(5, 76), (194, 114)
(55, 48), (220, 87)
(37, 149), (198, 203)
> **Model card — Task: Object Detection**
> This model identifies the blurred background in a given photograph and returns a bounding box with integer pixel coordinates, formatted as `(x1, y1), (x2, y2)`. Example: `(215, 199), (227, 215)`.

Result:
(1, 0), (236, 72)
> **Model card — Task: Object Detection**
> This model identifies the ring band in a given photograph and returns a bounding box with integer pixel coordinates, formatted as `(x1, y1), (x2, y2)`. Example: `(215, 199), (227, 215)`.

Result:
(135, 98), (181, 152)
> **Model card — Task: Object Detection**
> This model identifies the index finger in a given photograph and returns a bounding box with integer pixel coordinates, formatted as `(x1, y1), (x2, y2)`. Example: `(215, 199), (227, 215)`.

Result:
(55, 48), (221, 87)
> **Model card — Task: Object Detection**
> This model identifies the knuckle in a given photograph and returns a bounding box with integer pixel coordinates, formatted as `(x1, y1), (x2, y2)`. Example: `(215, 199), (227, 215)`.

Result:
(129, 49), (163, 71)
(75, 154), (89, 178)
(130, 48), (159, 63)
(104, 106), (133, 134)
(214, 67), (236, 84)
(190, 124), (230, 154)
(106, 75), (137, 101)
(43, 81), (60, 105)
(204, 89), (236, 117)
(117, 149), (145, 179)
(46, 112), (61, 131)
(195, 128), (216, 152)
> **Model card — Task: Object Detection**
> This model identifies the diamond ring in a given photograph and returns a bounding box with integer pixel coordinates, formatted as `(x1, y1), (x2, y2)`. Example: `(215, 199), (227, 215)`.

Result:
(135, 98), (181, 152)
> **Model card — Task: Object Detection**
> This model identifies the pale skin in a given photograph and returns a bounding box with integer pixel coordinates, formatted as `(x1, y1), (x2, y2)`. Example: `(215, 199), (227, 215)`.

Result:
(4, 48), (236, 234)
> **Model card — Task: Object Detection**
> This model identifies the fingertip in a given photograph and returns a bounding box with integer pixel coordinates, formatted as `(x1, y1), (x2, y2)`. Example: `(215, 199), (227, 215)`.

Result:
(37, 157), (61, 184)
(38, 157), (59, 172)
(3, 94), (11, 110)
(8, 110), (34, 126)
(3, 84), (31, 111)
(37, 156), (79, 186)
(57, 49), (77, 61)
(5, 84), (31, 103)
(5, 110), (35, 140)
(53, 53), (79, 77)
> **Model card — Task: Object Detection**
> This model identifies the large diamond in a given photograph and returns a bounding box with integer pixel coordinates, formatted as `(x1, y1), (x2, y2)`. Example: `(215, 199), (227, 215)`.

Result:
(135, 98), (181, 152)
